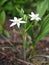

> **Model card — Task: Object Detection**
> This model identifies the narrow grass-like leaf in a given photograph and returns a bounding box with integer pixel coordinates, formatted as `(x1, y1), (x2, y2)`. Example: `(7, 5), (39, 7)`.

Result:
(0, 25), (3, 34)
(0, 11), (6, 26)
(0, 0), (7, 6)
(36, 14), (49, 42)
(26, 22), (34, 42)
(3, 30), (10, 37)
(36, 28), (49, 43)
(37, 0), (48, 18)
(40, 14), (49, 32)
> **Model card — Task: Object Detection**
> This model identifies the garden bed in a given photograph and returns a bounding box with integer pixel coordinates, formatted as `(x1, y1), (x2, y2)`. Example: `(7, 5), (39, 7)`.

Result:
(0, 18), (49, 65)
(0, 0), (49, 65)
(0, 35), (49, 65)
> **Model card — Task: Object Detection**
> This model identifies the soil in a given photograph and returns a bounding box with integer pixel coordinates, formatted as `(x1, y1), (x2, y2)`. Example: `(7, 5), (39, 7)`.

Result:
(0, 38), (49, 65)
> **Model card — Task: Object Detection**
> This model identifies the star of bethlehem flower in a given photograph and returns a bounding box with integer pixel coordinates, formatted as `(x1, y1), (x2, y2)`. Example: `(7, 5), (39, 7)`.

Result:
(29, 12), (41, 21)
(9, 17), (26, 28)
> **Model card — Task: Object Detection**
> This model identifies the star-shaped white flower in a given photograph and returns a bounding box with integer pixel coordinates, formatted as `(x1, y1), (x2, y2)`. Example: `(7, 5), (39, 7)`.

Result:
(29, 12), (41, 21)
(9, 17), (26, 28)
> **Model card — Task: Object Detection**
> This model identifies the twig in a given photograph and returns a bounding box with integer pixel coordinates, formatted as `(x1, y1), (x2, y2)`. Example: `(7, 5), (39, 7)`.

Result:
(1, 35), (13, 46)
(0, 52), (7, 56)
(16, 58), (34, 65)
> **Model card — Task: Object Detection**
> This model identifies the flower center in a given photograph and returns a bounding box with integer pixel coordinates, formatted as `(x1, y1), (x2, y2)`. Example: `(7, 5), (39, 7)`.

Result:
(34, 15), (36, 19)
(16, 19), (19, 22)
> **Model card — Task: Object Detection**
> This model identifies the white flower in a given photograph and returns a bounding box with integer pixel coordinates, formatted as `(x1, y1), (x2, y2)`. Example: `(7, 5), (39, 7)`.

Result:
(9, 17), (26, 28)
(29, 12), (41, 21)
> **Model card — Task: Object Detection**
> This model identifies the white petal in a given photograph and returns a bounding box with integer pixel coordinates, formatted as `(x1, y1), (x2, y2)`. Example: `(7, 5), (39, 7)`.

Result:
(14, 17), (17, 19)
(10, 23), (16, 27)
(19, 21), (26, 23)
(29, 12), (35, 17)
(18, 18), (22, 21)
(31, 12), (35, 16)
(9, 19), (14, 22)
(30, 18), (35, 20)
(30, 14), (34, 17)
(29, 14), (32, 17)
(17, 23), (20, 28)
(14, 17), (17, 21)
(36, 17), (41, 21)
(36, 14), (39, 17)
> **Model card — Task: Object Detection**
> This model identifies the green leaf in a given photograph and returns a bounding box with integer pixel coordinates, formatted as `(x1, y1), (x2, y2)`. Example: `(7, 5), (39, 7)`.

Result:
(3, 30), (10, 37)
(36, 28), (49, 43)
(37, 0), (48, 17)
(0, 11), (6, 26)
(40, 14), (49, 32)
(16, 8), (24, 17)
(5, 2), (13, 11)
(0, 0), (7, 6)
(36, 14), (49, 42)
(0, 25), (3, 34)
(26, 22), (34, 42)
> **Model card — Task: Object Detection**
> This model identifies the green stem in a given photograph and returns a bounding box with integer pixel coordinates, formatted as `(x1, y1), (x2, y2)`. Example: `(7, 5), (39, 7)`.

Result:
(25, 21), (34, 32)
(23, 32), (27, 60)
(28, 41), (35, 61)
(23, 21), (27, 60)
(25, 23), (32, 32)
